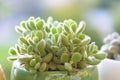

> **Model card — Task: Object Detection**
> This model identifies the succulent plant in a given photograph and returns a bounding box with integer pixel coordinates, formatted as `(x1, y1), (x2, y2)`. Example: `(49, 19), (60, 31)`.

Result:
(101, 32), (120, 60)
(8, 17), (106, 74)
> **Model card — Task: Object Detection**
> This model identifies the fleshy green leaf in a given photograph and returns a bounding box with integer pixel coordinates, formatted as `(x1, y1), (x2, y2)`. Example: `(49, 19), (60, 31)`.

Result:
(61, 53), (69, 63)
(76, 21), (86, 33)
(15, 26), (23, 34)
(94, 52), (106, 60)
(36, 39), (45, 52)
(9, 47), (17, 55)
(30, 59), (36, 67)
(71, 52), (82, 63)
(64, 63), (72, 71)
(19, 37), (29, 45)
(36, 20), (44, 30)
(61, 34), (70, 46)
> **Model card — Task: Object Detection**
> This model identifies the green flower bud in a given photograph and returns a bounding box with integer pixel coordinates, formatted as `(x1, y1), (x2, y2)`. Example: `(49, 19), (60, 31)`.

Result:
(71, 52), (82, 63)
(61, 53), (69, 63)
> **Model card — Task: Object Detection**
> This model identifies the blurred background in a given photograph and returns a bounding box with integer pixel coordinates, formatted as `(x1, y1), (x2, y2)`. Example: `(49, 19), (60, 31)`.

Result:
(0, 0), (120, 80)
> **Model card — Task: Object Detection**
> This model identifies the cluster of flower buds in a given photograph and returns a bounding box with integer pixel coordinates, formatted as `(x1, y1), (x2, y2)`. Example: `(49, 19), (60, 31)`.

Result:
(8, 17), (106, 73)
(101, 32), (120, 59)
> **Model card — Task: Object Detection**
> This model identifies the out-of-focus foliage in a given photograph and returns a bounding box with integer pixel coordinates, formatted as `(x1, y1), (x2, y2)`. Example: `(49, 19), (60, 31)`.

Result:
(84, 27), (102, 47)
(111, 4), (120, 33)
(45, 0), (100, 21)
